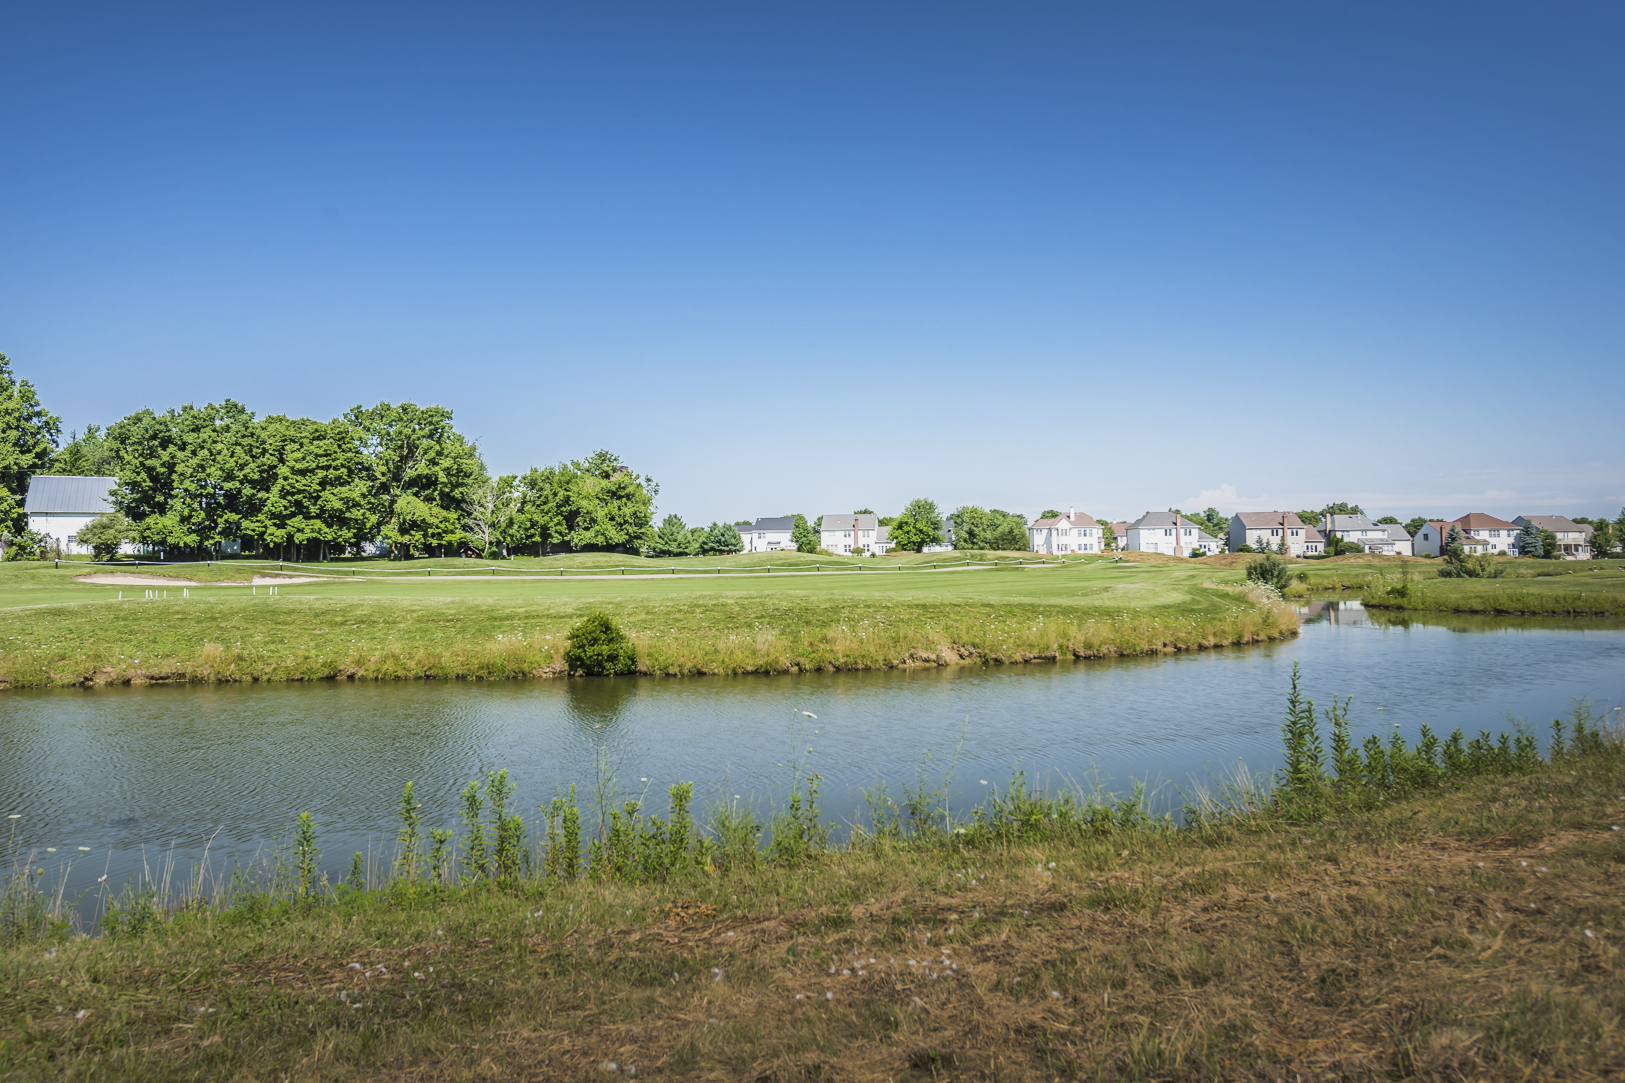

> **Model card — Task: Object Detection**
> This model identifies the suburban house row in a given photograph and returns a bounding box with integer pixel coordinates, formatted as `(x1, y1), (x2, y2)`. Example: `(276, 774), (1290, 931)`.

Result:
(18, 474), (1601, 561)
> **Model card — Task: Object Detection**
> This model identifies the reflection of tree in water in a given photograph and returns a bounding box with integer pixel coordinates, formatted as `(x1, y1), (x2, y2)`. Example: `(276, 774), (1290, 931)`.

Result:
(563, 677), (640, 734)
(563, 678), (647, 837)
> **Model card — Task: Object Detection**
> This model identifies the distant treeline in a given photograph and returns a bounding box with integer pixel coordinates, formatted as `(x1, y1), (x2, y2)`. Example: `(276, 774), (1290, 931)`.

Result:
(2, 353), (656, 559)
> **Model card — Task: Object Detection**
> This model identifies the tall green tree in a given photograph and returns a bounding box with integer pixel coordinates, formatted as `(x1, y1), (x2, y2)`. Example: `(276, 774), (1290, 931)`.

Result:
(508, 450), (657, 554)
(650, 513), (697, 557)
(889, 498), (944, 552)
(43, 425), (117, 477)
(1404, 516), (1431, 539)
(241, 415), (374, 560)
(948, 506), (1028, 551)
(791, 513), (819, 553)
(0, 353), (62, 532)
(345, 402), (484, 558)
(1294, 509), (1323, 528)
(698, 521), (742, 555)
(1590, 520), (1615, 559)
(106, 401), (259, 555)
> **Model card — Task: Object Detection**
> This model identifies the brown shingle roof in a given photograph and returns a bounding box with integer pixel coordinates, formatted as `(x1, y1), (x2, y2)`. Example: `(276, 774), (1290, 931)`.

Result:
(1452, 512), (1517, 531)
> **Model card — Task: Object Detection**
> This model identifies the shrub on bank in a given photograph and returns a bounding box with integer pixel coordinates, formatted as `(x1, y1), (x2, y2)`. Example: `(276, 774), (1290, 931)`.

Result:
(564, 611), (638, 675)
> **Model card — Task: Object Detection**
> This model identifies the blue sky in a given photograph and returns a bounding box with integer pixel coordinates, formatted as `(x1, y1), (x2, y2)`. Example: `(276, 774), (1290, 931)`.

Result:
(3, 2), (1621, 524)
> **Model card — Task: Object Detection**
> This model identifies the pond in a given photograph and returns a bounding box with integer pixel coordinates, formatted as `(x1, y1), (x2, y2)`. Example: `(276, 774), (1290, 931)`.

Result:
(3, 601), (1622, 911)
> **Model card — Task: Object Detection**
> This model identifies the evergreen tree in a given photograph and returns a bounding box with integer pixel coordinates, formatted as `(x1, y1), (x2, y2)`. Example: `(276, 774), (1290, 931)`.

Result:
(650, 514), (696, 557)
(1516, 520), (1543, 558)
(698, 521), (742, 555)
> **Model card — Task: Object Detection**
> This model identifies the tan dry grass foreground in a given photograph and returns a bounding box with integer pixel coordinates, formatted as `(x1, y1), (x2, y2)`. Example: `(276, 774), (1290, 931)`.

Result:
(6, 755), (1623, 1082)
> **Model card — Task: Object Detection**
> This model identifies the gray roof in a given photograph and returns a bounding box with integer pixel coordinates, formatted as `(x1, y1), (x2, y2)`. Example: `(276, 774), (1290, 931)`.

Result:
(1384, 522), (1412, 541)
(744, 517), (795, 532)
(820, 513), (878, 532)
(1325, 513), (1380, 532)
(23, 475), (117, 515)
(1129, 511), (1219, 541)
(1516, 514), (1582, 533)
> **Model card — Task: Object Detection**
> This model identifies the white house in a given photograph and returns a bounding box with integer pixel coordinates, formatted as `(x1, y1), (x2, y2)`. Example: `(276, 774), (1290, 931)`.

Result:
(1414, 515), (1515, 557)
(1451, 513), (1520, 555)
(1320, 514), (1387, 554)
(23, 475), (135, 556)
(1302, 527), (1325, 556)
(1382, 522), (1414, 557)
(1229, 512), (1310, 556)
(1027, 509), (1103, 555)
(1513, 515), (1592, 560)
(1128, 512), (1223, 556)
(738, 516), (796, 553)
(819, 513), (891, 555)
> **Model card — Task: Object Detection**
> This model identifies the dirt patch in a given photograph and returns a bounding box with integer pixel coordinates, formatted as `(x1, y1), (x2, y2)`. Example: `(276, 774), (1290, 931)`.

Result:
(250, 575), (325, 585)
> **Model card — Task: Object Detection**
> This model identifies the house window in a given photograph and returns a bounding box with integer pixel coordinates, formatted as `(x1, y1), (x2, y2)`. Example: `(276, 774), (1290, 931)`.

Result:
(1271, 528), (1279, 536)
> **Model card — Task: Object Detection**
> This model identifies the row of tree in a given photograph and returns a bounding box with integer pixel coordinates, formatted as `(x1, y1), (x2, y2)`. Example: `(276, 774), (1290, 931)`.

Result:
(2, 354), (659, 559)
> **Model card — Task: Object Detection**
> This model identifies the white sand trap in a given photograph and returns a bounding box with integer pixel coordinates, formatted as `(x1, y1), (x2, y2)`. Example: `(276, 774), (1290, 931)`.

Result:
(75, 573), (202, 586)
(74, 573), (328, 587)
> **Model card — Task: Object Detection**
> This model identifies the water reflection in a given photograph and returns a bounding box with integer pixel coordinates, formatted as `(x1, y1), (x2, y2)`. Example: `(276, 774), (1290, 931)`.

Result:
(2, 610), (1621, 914)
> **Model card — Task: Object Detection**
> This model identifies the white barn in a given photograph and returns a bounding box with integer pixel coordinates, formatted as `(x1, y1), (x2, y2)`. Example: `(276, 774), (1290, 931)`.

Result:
(23, 475), (130, 556)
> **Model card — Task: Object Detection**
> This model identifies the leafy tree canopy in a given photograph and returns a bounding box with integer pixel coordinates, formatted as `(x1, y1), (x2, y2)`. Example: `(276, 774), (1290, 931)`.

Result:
(1404, 517), (1431, 539)
(43, 425), (117, 477)
(698, 521), (742, 555)
(791, 513), (819, 554)
(0, 353), (63, 532)
(1376, 516), (1400, 525)
(1294, 509), (1323, 528)
(1040, 509), (1062, 520)
(1322, 502), (1364, 517)
(889, 497), (944, 552)
(949, 506), (1028, 551)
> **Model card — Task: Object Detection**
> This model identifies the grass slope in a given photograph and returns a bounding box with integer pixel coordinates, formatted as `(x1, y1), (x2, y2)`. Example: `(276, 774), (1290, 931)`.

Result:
(0, 558), (1293, 687)
(1363, 566), (1625, 616)
(4, 749), (1621, 1080)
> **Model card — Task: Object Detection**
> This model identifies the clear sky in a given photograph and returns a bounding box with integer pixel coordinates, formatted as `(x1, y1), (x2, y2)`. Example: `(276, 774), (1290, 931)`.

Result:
(3, 2), (1621, 525)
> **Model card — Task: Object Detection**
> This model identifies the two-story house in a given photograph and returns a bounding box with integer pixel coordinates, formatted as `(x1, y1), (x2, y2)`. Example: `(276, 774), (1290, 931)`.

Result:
(1027, 509), (1104, 555)
(1228, 512), (1309, 556)
(1513, 515), (1592, 560)
(1128, 512), (1223, 556)
(738, 517), (796, 553)
(1324, 514), (1394, 555)
(820, 513), (890, 555)
(1450, 513), (1520, 555)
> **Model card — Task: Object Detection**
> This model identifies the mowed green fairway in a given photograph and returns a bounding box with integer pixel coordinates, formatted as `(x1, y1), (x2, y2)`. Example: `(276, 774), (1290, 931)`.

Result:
(0, 557), (1294, 687)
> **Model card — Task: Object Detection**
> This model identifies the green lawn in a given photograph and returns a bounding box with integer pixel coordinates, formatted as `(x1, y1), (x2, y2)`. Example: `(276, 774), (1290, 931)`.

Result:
(0, 556), (1294, 687)
(1362, 564), (1625, 615)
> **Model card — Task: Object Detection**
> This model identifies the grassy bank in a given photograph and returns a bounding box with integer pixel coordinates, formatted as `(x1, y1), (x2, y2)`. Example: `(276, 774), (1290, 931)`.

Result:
(1362, 566), (1625, 615)
(0, 558), (1295, 688)
(4, 697), (1621, 1080)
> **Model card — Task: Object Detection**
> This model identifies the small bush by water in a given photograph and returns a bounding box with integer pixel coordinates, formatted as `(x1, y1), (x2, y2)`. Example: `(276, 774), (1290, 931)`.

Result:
(563, 610), (639, 675)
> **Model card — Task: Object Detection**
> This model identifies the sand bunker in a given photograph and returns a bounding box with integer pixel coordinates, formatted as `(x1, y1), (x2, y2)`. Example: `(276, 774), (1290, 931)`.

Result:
(75, 573), (202, 586)
(73, 573), (327, 587)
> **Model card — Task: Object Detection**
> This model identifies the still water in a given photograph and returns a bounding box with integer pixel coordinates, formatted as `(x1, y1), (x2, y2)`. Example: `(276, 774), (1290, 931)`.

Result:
(3, 602), (1622, 903)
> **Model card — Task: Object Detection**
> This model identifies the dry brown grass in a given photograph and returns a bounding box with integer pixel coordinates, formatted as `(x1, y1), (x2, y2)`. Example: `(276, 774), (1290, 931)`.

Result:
(5, 750), (1622, 1081)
